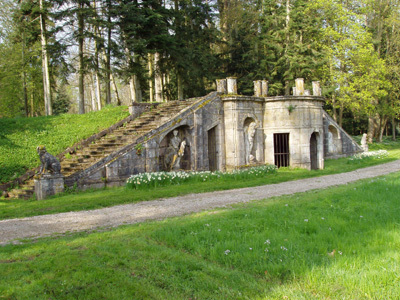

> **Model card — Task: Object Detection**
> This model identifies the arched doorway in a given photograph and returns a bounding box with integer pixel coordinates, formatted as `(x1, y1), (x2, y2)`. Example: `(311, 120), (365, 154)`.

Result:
(310, 132), (318, 170)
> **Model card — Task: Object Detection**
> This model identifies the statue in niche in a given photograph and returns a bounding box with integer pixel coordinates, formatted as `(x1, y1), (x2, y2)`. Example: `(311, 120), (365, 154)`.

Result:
(164, 130), (186, 171)
(244, 121), (257, 164)
(361, 133), (368, 152)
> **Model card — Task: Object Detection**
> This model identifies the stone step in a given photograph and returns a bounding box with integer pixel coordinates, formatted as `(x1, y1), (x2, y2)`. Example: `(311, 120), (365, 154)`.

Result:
(7, 99), (195, 199)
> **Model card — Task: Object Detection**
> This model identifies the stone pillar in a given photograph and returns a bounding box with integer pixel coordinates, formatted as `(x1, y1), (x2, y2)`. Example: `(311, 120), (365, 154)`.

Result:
(227, 77), (237, 95)
(295, 78), (304, 95)
(292, 87), (297, 96)
(312, 81), (321, 96)
(261, 80), (268, 96)
(304, 90), (310, 96)
(216, 79), (227, 94)
(34, 174), (65, 200)
(253, 80), (262, 96)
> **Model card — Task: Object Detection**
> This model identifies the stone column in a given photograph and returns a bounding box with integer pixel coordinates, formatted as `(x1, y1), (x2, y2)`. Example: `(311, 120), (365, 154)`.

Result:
(312, 81), (321, 96)
(261, 80), (268, 96)
(227, 77), (237, 95)
(34, 174), (64, 200)
(295, 78), (304, 95)
(216, 79), (227, 94)
(253, 80), (262, 97)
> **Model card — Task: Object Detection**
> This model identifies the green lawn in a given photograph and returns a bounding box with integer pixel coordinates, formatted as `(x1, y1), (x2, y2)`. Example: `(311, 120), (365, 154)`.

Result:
(1, 170), (399, 299)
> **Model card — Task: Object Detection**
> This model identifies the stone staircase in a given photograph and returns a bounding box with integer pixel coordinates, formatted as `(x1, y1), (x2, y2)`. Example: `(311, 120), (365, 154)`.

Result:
(7, 100), (194, 199)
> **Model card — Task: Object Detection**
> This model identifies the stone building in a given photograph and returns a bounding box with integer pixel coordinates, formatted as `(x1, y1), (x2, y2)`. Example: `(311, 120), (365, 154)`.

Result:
(73, 77), (361, 189)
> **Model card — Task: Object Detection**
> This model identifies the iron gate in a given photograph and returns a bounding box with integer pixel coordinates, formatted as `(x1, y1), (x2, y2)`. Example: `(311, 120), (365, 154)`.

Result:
(274, 133), (290, 168)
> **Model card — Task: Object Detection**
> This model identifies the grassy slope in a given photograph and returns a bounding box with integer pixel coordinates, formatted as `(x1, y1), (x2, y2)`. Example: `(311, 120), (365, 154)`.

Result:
(1, 171), (399, 299)
(0, 105), (130, 184)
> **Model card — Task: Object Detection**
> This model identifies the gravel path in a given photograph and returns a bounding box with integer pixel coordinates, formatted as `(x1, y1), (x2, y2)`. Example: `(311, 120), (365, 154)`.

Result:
(1, 160), (400, 245)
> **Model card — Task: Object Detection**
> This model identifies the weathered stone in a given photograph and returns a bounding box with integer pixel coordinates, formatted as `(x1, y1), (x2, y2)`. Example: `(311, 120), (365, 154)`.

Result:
(261, 80), (268, 96)
(312, 81), (321, 96)
(295, 78), (304, 95)
(227, 77), (237, 94)
(216, 79), (227, 94)
(34, 174), (64, 200)
(254, 80), (262, 97)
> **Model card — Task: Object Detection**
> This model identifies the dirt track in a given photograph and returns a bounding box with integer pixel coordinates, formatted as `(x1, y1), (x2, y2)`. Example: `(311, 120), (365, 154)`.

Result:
(1, 160), (400, 245)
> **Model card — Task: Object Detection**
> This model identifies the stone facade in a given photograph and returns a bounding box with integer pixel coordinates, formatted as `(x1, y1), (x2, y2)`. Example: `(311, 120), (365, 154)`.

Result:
(68, 78), (362, 190)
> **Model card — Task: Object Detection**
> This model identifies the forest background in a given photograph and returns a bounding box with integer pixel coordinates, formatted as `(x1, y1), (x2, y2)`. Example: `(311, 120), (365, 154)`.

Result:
(1, 0), (400, 143)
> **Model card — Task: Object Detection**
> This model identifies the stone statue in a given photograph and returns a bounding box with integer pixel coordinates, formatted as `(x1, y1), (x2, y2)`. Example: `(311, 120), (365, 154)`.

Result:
(164, 130), (183, 170)
(244, 121), (257, 164)
(361, 133), (368, 152)
(172, 140), (186, 171)
(37, 145), (61, 175)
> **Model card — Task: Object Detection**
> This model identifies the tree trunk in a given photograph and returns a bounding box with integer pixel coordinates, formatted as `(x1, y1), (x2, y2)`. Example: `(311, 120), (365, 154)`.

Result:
(367, 116), (377, 143)
(93, 0), (102, 111)
(392, 118), (396, 141)
(39, 0), (52, 116)
(78, 2), (85, 114)
(110, 73), (121, 105)
(154, 52), (163, 102)
(377, 116), (388, 143)
(105, 0), (112, 105)
(22, 34), (28, 117)
(90, 73), (97, 111)
(338, 102), (344, 128)
(177, 72), (184, 100)
(148, 53), (154, 102)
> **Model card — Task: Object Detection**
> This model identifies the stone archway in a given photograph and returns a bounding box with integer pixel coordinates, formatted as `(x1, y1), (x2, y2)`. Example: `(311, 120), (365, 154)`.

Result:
(327, 125), (342, 155)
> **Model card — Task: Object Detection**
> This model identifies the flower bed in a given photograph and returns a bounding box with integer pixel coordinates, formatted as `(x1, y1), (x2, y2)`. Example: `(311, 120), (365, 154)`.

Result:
(126, 165), (277, 190)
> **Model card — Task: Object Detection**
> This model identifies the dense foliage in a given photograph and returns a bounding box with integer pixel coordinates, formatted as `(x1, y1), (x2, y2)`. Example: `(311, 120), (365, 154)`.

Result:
(0, 0), (399, 139)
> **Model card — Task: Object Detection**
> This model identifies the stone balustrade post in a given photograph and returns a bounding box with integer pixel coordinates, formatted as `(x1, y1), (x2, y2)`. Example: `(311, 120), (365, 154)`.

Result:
(227, 77), (237, 94)
(312, 81), (321, 96)
(34, 174), (65, 200)
(295, 78), (304, 95)
(216, 79), (227, 94)
(261, 80), (268, 96)
(253, 80), (262, 97)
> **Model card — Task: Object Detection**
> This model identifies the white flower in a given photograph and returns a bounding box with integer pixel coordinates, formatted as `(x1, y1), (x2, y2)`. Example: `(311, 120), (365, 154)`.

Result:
(224, 250), (230, 255)
(321, 217), (325, 220)
(264, 239), (271, 245)
(249, 248), (253, 250)
(304, 219), (309, 222)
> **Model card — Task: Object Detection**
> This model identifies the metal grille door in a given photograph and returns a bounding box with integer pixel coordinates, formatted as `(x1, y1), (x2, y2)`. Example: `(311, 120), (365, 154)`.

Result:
(274, 133), (290, 168)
